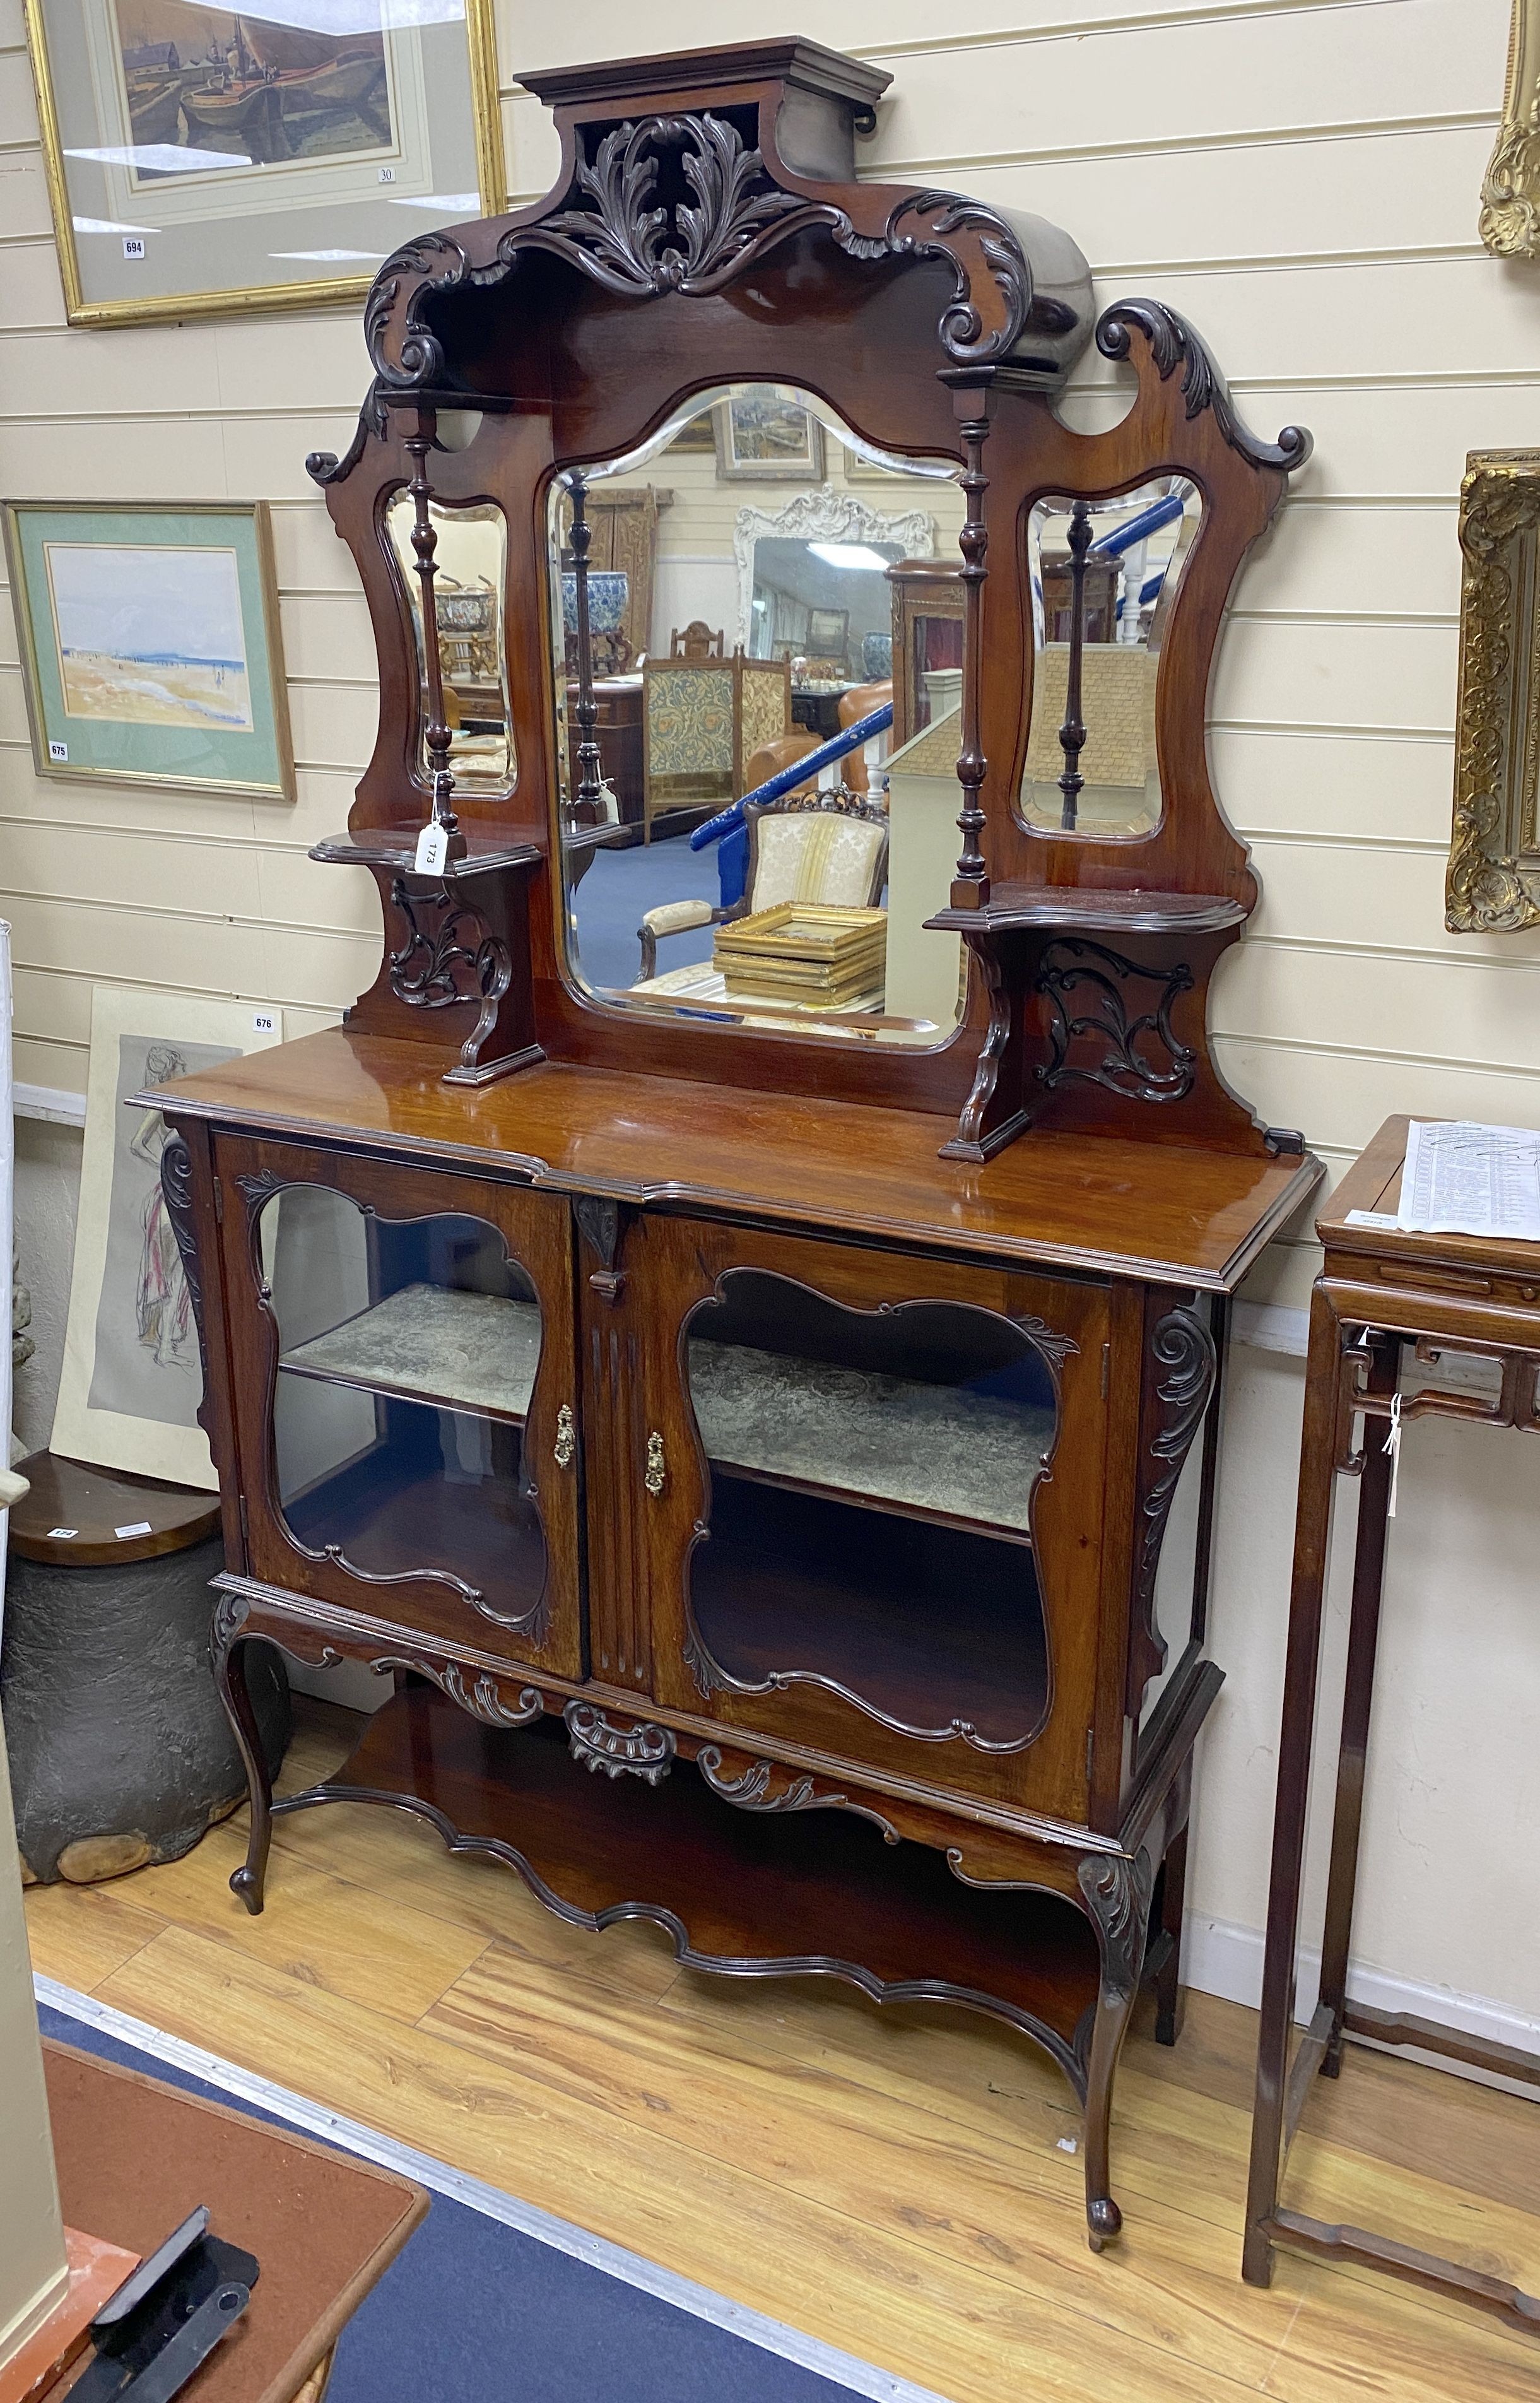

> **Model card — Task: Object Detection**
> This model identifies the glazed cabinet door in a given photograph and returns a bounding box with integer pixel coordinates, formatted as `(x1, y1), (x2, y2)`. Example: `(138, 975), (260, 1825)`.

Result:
(594, 1212), (1113, 1822)
(215, 1134), (582, 1679)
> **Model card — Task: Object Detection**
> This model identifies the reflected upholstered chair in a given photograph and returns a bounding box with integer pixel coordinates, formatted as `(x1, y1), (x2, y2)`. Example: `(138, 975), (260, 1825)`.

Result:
(642, 649), (794, 842)
(636, 788), (888, 980)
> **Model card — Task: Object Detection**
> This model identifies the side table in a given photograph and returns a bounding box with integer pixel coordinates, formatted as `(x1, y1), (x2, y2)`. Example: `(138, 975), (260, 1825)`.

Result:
(1243, 1114), (1540, 2335)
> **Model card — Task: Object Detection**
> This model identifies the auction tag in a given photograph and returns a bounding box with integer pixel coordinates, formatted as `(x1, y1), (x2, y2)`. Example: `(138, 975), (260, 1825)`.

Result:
(114, 1520), (153, 1539)
(123, 236), (146, 260)
(251, 1009), (276, 1035)
(414, 820), (449, 875)
(48, 740), (68, 762)
(47, 1526), (78, 1540)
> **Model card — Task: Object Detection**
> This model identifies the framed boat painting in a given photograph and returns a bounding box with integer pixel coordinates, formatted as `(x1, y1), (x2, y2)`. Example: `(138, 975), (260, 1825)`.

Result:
(20, 0), (505, 324)
(1, 499), (295, 800)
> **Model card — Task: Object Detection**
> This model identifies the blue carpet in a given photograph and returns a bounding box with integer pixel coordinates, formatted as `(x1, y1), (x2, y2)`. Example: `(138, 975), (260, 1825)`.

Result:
(571, 832), (720, 991)
(38, 1990), (938, 2403)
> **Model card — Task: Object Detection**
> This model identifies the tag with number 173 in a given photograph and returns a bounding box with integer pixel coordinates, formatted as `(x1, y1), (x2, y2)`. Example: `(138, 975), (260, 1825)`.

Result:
(414, 821), (449, 875)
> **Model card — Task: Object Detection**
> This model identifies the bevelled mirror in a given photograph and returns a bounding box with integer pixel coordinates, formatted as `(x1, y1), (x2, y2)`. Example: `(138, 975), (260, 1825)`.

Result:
(385, 495), (515, 798)
(1019, 477), (1200, 841)
(550, 384), (971, 1048)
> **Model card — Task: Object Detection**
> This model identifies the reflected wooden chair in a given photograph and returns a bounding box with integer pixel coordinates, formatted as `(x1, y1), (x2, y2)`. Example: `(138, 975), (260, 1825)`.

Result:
(642, 649), (793, 842)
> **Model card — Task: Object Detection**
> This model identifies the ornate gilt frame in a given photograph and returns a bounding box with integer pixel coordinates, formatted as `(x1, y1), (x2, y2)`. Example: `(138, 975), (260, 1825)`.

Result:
(1481, 1), (1540, 255)
(1447, 450), (1540, 931)
(20, 0), (505, 328)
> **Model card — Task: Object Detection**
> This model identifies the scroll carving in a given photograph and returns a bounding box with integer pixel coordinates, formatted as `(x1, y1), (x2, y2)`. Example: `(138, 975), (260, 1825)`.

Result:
(697, 1747), (900, 1843)
(209, 1590), (251, 1658)
(1096, 299), (1311, 474)
(564, 1700), (675, 1785)
(1076, 1848), (1155, 2009)
(1037, 940), (1196, 1105)
(372, 1655), (544, 1728)
(1129, 1303), (1216, 1709)
(359, 112), (1036, 415)
(1447, 454), (1540, 931)
(575, 1195), (625, 1302)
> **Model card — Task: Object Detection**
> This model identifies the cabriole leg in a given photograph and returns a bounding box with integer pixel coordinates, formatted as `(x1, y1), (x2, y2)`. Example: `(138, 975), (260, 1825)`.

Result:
(211, 1610), (273, 1916)
(1078, 1847), (1155, 2250)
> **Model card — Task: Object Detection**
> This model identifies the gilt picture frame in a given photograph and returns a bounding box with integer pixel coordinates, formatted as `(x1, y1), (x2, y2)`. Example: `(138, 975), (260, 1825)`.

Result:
(20, 0), (505, 326)
(1481, 1), (1540, 256)
(1447, 450), (1540, 931)
(1, 499), (295, 800)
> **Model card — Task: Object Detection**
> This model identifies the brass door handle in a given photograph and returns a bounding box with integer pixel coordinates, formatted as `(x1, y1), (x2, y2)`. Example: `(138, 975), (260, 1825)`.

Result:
(644, 1431), (666, 1497)
(554, 1404), (577, 1470)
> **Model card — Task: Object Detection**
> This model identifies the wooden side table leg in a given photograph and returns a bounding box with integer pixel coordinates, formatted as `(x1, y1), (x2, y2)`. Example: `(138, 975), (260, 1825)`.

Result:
(1319, 1327), (1399, 2074)
(1155, 1761), (1193, 2047)
(1242, 1284), (1345, 2288)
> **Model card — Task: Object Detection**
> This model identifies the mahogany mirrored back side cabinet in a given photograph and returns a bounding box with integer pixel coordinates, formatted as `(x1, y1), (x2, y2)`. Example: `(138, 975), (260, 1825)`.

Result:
(153, 37), (1322, 2248)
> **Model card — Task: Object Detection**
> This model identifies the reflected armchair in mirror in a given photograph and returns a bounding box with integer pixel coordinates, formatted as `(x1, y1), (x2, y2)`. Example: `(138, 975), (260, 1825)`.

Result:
(635, 787), (889, 993)
(160, 36), (1320, 2255)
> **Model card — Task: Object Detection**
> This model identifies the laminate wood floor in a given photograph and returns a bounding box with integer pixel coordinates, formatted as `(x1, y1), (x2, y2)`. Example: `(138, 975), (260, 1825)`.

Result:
(24, 1697), (1540, 2402)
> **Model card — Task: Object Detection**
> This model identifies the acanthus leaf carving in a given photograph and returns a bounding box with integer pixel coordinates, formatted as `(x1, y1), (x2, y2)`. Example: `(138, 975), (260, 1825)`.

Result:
(372, 1655), (544, 1728)
(1096, 298), (1312, 475)
(697, 1747), (900, 1843)
(1076, 1847), (1155, 2010)
(363, 113), (1039, 401)
(1129, 1302), (1216, 1710)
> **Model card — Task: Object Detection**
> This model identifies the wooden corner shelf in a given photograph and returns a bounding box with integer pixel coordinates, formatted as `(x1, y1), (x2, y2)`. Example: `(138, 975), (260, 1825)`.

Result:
(927, 885), (1249, 936)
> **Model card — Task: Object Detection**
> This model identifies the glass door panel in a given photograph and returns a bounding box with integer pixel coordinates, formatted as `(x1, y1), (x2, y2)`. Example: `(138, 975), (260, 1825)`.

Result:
(683, 1269), (1058, 1750)
(220, 1145), (580, 1672)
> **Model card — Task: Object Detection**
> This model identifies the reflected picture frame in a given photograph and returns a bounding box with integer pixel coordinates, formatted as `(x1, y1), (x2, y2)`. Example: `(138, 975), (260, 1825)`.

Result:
(20, 0), (505, 326)
(1447, 449), (1540, 931)
(715, 391), (824, 482)
(1, 498), (295, 801)
(1483, 1), (1540, 256)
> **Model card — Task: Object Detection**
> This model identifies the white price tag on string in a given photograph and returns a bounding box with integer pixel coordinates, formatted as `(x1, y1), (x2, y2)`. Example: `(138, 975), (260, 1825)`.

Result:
(1383, 1391), (1402, 1518)
(414, 821), (449, 875)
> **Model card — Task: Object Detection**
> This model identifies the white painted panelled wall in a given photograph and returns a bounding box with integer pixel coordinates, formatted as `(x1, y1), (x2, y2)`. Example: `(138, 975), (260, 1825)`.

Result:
(5, 0), (1540, 2042)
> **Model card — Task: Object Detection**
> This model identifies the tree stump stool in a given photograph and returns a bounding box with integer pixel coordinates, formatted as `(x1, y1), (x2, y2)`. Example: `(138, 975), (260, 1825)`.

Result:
(2, 1453), (289, 1885)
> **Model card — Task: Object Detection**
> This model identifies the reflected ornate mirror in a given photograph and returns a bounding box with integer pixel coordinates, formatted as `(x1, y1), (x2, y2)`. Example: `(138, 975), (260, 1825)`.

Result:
(550, 383), (970, 1048)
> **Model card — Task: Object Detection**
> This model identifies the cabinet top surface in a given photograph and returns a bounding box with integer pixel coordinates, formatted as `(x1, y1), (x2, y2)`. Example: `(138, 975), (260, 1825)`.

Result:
(162, 1030), (1320, 1291)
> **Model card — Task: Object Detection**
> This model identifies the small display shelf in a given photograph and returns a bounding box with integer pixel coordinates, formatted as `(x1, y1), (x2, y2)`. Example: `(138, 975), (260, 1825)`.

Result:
(688, 1339), (1054, 1539)
(293, 1689), (1099, 2060)
(279, 1403), (544, 1606)
(280, 1287), (541, 1423)
(692, 1477), (1050, 1747)
(928, 885), (1248, 936)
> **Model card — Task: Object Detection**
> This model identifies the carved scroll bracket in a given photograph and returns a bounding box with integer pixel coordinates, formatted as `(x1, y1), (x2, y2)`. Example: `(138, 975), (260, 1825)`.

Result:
(1129, 1302), (1217, 1711)
(565, 1700), (676, 1785)
(697, 1747), (900, 1843)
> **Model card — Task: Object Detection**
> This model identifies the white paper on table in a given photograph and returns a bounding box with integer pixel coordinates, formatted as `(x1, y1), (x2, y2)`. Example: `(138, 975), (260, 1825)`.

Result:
(1397, 1119), (1540, 1241)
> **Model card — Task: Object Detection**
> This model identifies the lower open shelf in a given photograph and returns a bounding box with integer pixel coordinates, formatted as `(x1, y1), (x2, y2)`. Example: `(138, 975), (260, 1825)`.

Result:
(301, 1687), (1099, 2071)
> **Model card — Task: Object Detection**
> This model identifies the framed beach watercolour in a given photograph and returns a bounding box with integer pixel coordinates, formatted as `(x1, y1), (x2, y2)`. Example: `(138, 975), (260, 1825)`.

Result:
(21, 0), (504, 326)
(53, 987), (283, 1489)
(2, 500), (294, 800)
(715, 389), (824, 482)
